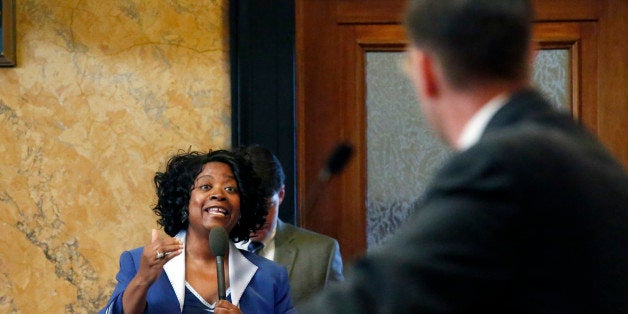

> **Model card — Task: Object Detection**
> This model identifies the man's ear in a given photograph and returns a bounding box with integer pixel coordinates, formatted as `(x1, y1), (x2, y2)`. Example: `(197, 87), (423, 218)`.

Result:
(418, 51), (439, 98)
(278, 185), (285, 205)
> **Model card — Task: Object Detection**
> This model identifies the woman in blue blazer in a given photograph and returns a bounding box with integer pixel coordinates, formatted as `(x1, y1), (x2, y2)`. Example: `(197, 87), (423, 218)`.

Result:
(100, 150), (293, 313)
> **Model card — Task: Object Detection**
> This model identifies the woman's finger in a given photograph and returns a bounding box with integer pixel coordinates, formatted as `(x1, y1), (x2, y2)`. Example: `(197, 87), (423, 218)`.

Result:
(214, 300), (243, 313)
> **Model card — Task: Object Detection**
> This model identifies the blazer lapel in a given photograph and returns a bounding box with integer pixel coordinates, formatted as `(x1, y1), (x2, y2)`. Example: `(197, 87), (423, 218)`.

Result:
(162, 230), (260, 309)
(163, 230), (187, 312)
(274, 219), (298, 276)
(484, 89), (551, 135)
(229, 241), (258, 307)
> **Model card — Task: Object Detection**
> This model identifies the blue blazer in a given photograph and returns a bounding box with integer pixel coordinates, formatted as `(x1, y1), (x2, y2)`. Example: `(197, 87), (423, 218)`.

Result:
(100, 230), (293, 313)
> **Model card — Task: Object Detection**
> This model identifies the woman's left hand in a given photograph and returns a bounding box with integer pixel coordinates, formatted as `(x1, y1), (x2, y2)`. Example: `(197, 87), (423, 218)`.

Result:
(214, 300), (243, 314)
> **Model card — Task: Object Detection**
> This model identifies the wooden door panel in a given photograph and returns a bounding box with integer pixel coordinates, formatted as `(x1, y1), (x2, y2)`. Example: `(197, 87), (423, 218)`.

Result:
(296, 0), (408, 260)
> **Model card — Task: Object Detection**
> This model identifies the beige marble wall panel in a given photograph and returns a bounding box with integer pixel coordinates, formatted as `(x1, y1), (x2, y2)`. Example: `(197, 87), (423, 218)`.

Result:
(0, 0), (230, 312)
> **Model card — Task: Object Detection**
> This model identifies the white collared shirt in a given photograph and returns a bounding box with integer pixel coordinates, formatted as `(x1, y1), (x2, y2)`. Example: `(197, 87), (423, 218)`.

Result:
(236, 226), (277, 260)
(456, 93), (509, 151)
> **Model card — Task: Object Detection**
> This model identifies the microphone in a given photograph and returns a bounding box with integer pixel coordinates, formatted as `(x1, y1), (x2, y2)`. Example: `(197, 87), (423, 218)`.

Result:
(305, 142), (354, 216)
(317, 142), (354, 182)
(209, 226), (228, 300)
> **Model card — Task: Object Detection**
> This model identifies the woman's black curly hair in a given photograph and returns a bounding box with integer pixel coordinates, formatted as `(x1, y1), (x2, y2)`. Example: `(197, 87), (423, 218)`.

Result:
(152, 149), (267, 242)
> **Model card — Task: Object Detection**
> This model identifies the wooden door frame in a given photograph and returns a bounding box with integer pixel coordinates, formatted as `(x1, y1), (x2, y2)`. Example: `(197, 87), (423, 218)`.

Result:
(532, 21), (598, 131)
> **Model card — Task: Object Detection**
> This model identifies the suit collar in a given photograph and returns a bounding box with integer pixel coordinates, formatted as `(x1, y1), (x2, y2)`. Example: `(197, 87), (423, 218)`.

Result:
(484, 89), (551, 134)
(163, 230), (259, 310)
(274, 219), (294, 245)
(457, 93), (509, 150)
(274, 220), (297, 276)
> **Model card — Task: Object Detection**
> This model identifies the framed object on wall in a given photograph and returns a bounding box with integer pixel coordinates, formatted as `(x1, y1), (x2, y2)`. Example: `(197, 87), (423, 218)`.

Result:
(0, 0), (16, 67)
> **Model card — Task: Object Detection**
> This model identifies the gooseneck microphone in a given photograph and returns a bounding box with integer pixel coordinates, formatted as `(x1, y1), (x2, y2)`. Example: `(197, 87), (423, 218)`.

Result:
(318, 143), (354, 182)
(305, 142), (354, 215)
(209, 226), (228, 300)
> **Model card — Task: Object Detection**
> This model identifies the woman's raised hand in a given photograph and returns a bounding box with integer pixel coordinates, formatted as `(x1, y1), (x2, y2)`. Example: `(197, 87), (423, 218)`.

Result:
(136, 229), (183, 285)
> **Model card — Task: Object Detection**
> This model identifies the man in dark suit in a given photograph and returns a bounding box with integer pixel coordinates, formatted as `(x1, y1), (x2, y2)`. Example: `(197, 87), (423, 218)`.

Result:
(300, 0), (628, 312)
(236, 145), (344, 306)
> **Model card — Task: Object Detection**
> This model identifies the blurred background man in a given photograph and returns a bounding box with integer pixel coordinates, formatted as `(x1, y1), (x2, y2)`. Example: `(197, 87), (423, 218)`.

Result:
(236, 145), (344, 306)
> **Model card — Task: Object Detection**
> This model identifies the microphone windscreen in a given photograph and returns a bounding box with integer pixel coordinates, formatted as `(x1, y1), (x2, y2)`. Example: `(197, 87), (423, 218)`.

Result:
(326, 143), (354, 174)
(209, 226), (228, 256)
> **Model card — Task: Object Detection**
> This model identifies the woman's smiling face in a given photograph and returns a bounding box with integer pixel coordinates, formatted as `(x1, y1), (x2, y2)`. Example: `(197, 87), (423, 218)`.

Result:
(187, 161), (241, 234)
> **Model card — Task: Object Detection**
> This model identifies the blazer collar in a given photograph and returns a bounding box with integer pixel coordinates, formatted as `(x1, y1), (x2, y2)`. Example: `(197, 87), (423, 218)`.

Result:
(228, 240), (258, 306)
(163, 230), (187, 311)
(163, 230), (259, 310)
(483, 89), (551, 135)
(274, 220), (298, 276)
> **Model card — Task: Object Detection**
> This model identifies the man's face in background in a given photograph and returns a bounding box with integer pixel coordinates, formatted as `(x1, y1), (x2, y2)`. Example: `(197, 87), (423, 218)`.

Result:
(250, 186), (285, 242)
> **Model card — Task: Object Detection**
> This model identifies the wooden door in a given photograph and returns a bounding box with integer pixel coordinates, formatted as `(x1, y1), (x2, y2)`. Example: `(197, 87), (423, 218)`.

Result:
(295, 0), (627, 262)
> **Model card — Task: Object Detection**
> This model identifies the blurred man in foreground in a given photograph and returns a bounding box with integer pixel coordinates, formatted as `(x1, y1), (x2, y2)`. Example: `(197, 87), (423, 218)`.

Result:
(299, 0), (628, 312)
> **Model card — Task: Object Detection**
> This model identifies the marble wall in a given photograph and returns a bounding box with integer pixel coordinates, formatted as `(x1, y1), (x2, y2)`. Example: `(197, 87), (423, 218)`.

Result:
(0, 0), (230, 312)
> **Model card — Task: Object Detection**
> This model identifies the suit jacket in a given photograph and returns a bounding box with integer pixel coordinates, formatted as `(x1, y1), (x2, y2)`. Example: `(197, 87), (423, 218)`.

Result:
(100, 230), (293, 314)
(299, 89), (628, 313)
(273, 219), (343, 305)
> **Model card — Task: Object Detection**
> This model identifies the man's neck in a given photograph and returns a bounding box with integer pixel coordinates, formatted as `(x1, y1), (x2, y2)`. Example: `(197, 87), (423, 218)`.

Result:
(443, 81), (528, 147)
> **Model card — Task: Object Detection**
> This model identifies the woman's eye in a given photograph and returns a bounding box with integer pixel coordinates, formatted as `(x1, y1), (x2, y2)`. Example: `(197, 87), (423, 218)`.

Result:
(199, 184), (211, 191)
(225, 186), (237, 193)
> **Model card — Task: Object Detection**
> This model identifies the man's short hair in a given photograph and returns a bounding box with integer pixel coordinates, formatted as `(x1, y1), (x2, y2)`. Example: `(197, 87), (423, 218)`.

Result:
(405, 0), (534, 88)
(238, 145), (285, 198)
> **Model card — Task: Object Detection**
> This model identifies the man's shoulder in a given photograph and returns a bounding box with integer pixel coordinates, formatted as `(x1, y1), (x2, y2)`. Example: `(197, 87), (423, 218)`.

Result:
(240, 248), (288, 273)
(277, 219), (338, 245)
(430, 109), (626, 199)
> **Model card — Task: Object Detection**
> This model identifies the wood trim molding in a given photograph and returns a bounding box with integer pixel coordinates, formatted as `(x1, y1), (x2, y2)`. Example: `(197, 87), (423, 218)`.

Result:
(533, 0), (601, 22)
(335, 1), (406, 24)
(533, 21), (598, 132)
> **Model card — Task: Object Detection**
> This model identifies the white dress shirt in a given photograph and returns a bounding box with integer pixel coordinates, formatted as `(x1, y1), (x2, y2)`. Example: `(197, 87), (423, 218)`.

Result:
(236, 226), (277, 260)
(456, 93), (509, 151)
